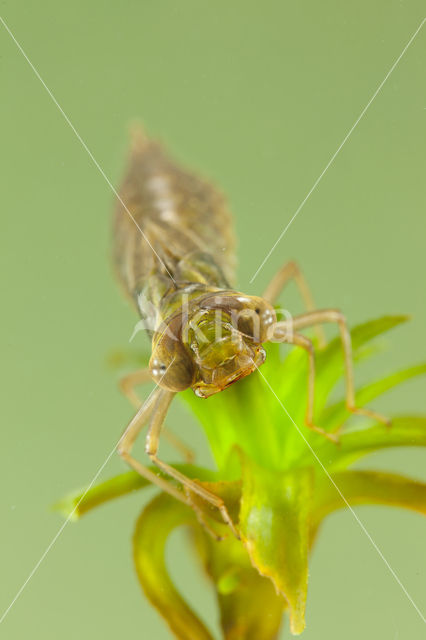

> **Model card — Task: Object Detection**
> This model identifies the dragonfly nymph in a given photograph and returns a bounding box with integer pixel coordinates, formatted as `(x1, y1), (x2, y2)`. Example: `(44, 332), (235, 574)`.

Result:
(113, 129), (388, 533)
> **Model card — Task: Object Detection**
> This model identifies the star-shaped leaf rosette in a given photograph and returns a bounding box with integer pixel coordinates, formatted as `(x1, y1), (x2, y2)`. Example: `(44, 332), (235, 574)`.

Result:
(56, 315), (426, 638)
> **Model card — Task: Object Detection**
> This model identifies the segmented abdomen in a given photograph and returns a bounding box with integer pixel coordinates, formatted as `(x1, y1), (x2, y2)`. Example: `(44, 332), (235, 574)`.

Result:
(113, 130), (235, 306)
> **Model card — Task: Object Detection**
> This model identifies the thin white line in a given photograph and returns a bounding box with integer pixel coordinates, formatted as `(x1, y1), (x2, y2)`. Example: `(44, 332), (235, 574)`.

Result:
(0, 15), (179, 624)
(0, 446), (117, 625)
(250, 17), (426, 283)
(0, 373), (167, 624)
(0, 15), (176, 285)
(1, 8), (424, 628)
(255, 366), (426, 625)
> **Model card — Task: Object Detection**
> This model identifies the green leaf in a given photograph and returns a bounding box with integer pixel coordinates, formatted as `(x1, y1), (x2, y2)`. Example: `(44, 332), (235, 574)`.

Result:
(238, 454), (313, 635)
(312, 469), (426, 525)
(194, 528), (286, 640)
(53, 472), (152, 520)
(53, 465), (217, 520)
(181, 316), (410, 472)
(313, 314), (410, 419)
(266, 315), (411, 464)
(321, 363), (426, 432)
(133, 493), (214, 640)
(314, 415), (426, 469)
(182, 369), (283, 472)
(350, 315), (410, 347)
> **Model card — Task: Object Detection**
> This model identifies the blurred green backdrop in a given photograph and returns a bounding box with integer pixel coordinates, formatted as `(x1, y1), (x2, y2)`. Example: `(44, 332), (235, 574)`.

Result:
(1, 1), (425, 638)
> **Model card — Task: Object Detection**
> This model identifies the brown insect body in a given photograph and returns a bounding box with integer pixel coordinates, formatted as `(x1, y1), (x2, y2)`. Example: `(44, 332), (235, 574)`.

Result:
(113, 130), (235, 306)
(114, 130), (273, 397)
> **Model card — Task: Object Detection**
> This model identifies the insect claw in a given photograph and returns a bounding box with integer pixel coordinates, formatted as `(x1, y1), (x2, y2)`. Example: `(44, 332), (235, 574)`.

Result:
(305, 419), (340, 445)
(184, 488), (229, 540)
(323, 430), (340, 445)
(218, 505), (240, 539)
(348, 406), (391, 428)
(203, 524), (227, 542)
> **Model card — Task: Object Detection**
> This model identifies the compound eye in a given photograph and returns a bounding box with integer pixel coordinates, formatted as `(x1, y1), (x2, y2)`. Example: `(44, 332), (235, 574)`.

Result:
(236, 308), (261, 340)
(236, 303), (276, 342)
(258, 306), (276, 340)
(149, 349), (195, 392)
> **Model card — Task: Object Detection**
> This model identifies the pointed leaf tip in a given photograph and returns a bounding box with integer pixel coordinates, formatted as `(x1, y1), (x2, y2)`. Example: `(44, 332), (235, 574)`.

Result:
(194, 528), (286, 639)
(238, 455), (313, 634)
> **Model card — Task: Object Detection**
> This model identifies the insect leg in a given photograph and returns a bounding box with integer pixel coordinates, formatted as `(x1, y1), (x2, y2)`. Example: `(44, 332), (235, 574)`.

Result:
(146, 389), (239, 538)
(272, 331), (338, 442)
(119, 368), (195, 462)
(262, 260), (326, 347)
(117, 388), (187, 504)
(119, 368), (153, 407)
(276, 310), (390, 428)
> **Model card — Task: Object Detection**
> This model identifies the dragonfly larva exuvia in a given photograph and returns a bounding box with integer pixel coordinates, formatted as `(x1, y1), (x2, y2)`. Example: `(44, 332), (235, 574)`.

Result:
(113, 128), (388, 534)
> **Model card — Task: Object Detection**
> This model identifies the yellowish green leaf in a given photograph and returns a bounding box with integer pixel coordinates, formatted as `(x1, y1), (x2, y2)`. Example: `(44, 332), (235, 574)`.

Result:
(312, 469), (426, 525)
(321, 363), (426, 431)
(238, 455), (313, 635)
(314, 415), (426, 469)
(53, 465), (216, 519)
(194, 528), (286, 640)
(133, 493), (214, 640)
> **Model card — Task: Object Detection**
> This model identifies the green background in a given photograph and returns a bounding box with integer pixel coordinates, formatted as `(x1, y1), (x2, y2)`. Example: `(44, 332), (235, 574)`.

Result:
(1, 1), (425, 638)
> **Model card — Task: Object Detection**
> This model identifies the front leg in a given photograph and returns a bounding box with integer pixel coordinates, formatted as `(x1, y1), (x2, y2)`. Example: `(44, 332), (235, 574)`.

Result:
(117, 387), (186, 504)
(273, 331), (338, 443)
(145, 389), (240, 539)
(274, 309), (390, 428)
(119, 368), (195, 462)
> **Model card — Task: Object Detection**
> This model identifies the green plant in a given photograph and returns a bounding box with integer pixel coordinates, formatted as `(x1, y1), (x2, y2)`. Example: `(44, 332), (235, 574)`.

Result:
(56, 315), (426, 638)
